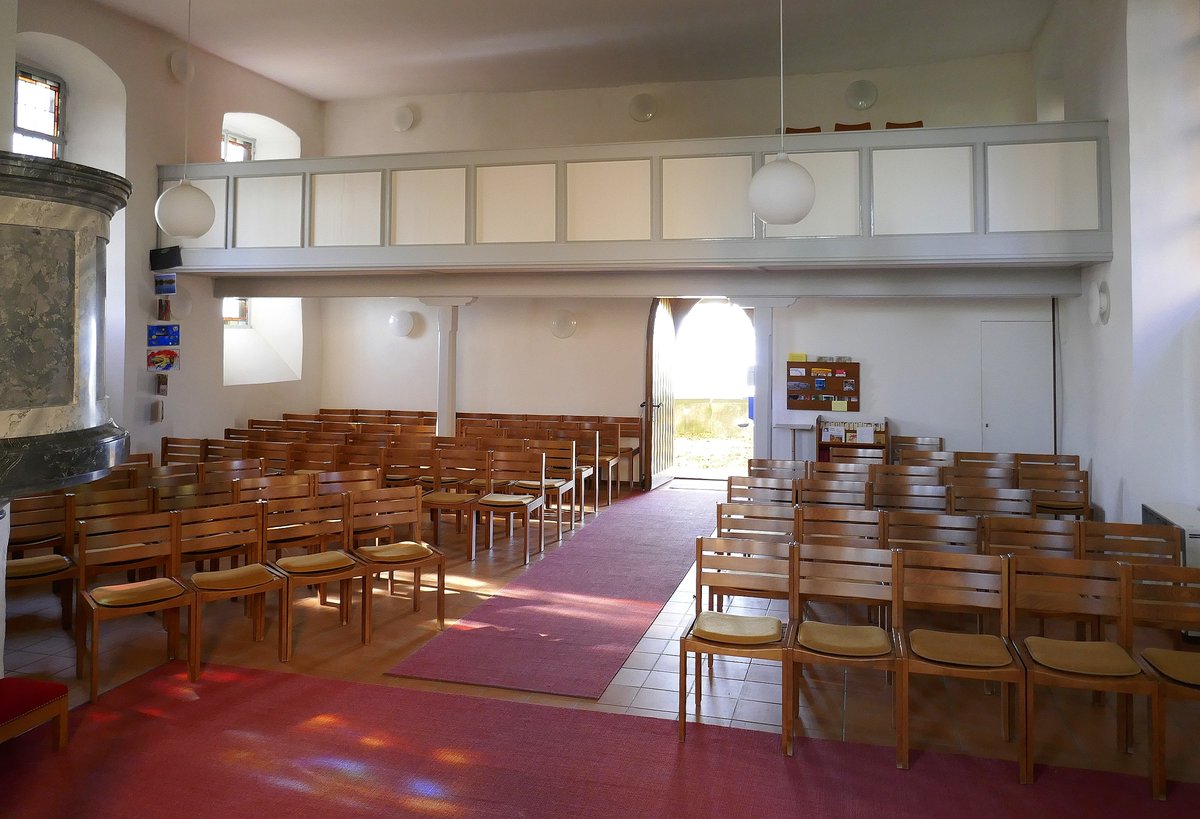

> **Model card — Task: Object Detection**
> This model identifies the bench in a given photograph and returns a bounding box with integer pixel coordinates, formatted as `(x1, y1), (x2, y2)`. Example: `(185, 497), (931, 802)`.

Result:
(0, 677), (69, 750)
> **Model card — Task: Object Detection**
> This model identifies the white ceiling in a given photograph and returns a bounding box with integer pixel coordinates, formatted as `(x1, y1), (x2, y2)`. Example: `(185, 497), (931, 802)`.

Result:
(89, 0), (1055, 102)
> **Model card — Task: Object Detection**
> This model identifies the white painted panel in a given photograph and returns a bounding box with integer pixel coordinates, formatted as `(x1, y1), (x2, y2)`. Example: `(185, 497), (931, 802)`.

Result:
(662, 155), (754, 239)
(980, 320), (1054, 452)
(765, 151), (861, 238)
(234, 175), (303, 248)
(391, 167), (467, 245)
(310, 171), (381, 247)
(476, 163), (556, 243)
(566, 160), (651, 241)
(170, 177), (227, 249)
(987, 141), (1100, 232)
(872, 146), (974, 235)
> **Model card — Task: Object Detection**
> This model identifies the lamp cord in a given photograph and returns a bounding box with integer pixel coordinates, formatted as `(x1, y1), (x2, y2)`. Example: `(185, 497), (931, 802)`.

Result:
(778, 0), (785, 150)
(182, 0), (192, 180)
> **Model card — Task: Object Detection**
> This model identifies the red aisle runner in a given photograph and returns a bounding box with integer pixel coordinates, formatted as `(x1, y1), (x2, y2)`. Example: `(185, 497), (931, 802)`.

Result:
(389, 486), (720, 697)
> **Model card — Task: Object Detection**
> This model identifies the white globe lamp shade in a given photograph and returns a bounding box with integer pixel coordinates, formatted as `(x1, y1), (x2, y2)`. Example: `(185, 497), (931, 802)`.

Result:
(388, 310), (416, 337)
(748, 152), (816, 224)
(155, 180), (216, 238)
(550, 311), (578, 339)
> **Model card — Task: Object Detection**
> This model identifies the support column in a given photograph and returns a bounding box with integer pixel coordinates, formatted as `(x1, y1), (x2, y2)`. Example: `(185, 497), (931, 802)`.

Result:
(736, 298), (796, 460)
(421, 297), (476, 437)
(1, 502), (9, 675)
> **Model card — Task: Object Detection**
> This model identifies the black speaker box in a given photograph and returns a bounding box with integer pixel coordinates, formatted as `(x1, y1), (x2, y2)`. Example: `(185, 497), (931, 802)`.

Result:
(149, 245), (182, 271)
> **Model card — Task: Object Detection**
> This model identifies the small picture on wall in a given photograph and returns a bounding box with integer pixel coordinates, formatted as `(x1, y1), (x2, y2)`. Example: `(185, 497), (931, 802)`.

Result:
(153, 272), (177, 296)
(157, 298), (172, 321)
(155, 373), (169, 396)
(147, 324), (180, 347)
(842, 379), (856, 392)
(147, 348), (180, 372)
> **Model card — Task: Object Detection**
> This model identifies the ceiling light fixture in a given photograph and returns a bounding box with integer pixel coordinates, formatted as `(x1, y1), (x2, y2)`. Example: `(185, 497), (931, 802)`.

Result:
(154, 0), (216, 239)
(748, 0), (815, 225)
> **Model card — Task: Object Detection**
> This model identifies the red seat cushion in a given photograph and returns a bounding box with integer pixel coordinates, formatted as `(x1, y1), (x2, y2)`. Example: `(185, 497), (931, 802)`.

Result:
(0, 677), (69, 725)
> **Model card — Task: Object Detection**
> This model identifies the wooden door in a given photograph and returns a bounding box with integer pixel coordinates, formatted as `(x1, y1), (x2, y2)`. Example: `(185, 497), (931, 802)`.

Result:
(644, 298), (676, 489)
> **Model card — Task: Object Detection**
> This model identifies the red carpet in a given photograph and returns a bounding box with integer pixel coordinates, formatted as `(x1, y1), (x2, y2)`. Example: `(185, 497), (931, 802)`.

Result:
(389, 486), (721, 697)
(1, 663), (1195, 818)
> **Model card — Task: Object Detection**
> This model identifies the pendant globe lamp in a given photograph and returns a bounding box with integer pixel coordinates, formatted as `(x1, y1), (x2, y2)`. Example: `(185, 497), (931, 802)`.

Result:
(748, 0), (815, 225)
(154, 0), (216, 239)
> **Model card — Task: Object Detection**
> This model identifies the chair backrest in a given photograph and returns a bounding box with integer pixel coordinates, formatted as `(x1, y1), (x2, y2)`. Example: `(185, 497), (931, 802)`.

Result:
(868, 464), (941, 486)
(247, 418), (286, 430)
(282, 418), (323, 431)
(435, 448), (489, 489)
(232, 473), (314, 503)
(1010, 555), (1129, 644)
(6, 493), (67, 553)
(246, 440), (292, 475)
(315, 468), (383, 495)
(829, 447), (885, 465)
(391, 433), (436, 449)
(121, 452), (155, 468)
(76, 510), (178, 580)
(303, 431), (349, 446)
(747, 458), (808, 480)
(261, 429), (306, 443)
(134, 462), (201, 488)
(488, 450), (545, 492)
(199, 458), (264, 482)
(320, 421), (356, 434)
(160, 436), (205, 466)
(695, 536), (793, 617)
(262, 493), (349, 553)
(948, 485), (1033, 517)
(796, 478), (871, 509)
(954, 451), (1016, 467)
(380, 447), (436, 487)
(897, 450), (955, 468)
(177, 501), (264, 564)
(529, 439), (575, 480)
(885, 511), (981, 554)
(152, 479), (235, 512)
(1017, 452), (1081, 469)
(834, 121), (872, 131)
(223, 427), (266, 442)
(477, 436), (528, 453)
(893, 550), (1007, 633)
(870, 481), (948, 513)
(66, 487), (155, 549)
(344, 433), (392, 448)
(981, 515), (1078, 559)
(940, 464), (1017, 489)
(890, 435), (944, 465)
(1017, 465), (1090, 511)
(348, 485), (422, 542)
(809, 461), (870, 483)
(1080, 521), (1183, 566)
(794, 542), (893, 609)
(715, 501), (795, 542)
(727, 474), (795, 506)
(203, 439), (249, 461)
(334, 443), (385, 471)
(1129, 563), (1200, 635)
(286, 443), (338, 474)
(797, 506), (885, 549)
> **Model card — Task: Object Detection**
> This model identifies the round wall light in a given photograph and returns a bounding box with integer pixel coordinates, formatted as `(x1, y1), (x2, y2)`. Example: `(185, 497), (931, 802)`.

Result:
(550, 311), (578, 338)
(1087, 280), (1111, 326)
(389, 310), (416, 337)
(393, 104), (416, 132)
(845, 79), (879, 111)
(628, 93), (657, 122)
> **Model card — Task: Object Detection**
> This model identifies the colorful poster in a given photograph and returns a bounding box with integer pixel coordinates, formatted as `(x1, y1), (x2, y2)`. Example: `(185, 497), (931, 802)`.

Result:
(147, 348), (180, 372)
(153, 272), (177, 295)
(147, 324), (180, 346)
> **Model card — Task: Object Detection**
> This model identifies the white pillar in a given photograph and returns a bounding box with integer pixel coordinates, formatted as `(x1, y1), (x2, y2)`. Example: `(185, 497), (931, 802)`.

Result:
(421, 297), (476, 437)
(735, 298), (796, 460)
(0, 0), (18, 674)
(1, 501), (9, 676)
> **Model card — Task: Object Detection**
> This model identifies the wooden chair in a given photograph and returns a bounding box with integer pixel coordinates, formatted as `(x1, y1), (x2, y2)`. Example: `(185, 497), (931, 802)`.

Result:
(232, 473), (314, 503)
(715, 501), (794, 543)
(981, 515), (1078, 559)
(246, 440), (292, 475)
(287, 442), (338, 475)
(63, 486), (156, 559)
(834, 121), (872, 131)
(527, 439), (577, 542)
(954, 451), (1017, 467)
(809, 461), (870, 483)
(223, 427), (265, 442)
(380, 446), (436, 489)
(869, 464), (941, 486)
(6, 494), (76, 629)
(890, 435), (944, 465)
(1081, 521), (1182, 567)
(152, 480), (235, 513)
(897, 450), (955, 468)
(478, 449), (547, 565)
(336, 443), (386, 471)
(264, 493), (370, 661)
(180, 502), (288, 664)
(0, 677), (69, 751)
(348, 485), (445, 629)
(1017, 453), (1081, 469)
(6, 493), (67, 557)
(679, 536), (794, 753)
(941, 464), (1017, 489)
(747, 458), (808, 480)
(134, 462), (202, 488)
(893, 550), (1027, 780)
(203, 439), (250, 462)
(315, 468), (383, 496)
(797, 478), (871, 509)
(727, 474), (796, 506)
(885, 120), (924, 129)
(830, 447), (885, 465)
(544, 427), (598, 522)
(796, 506), (886, 549)
(1018, 465), (1091, 519)
(1010, 555), (1161, 797)
(788, 543), (899, 756)
(870, 480), (949, 514)
(425, 449), (486, 560)
(1130, 563), (1200, 799)
(949, 485), (1033, 517)
(74, 511), (197, 701)
(199, 458), (264, 482)
(578, 422), (621, 505)
(885, 511), (981, 554)
(304, 431), (350, 447)
(160, 436), (205, 465)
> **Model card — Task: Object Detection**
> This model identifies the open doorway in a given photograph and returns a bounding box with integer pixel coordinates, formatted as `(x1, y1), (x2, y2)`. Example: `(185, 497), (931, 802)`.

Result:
(672, 299), (755, 480)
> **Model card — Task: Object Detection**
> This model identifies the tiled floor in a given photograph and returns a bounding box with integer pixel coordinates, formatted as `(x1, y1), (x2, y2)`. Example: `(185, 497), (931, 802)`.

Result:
(6, 483), (1200, 788)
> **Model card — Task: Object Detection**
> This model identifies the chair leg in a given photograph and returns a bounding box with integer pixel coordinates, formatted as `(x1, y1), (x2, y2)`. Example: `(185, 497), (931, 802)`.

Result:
(276, 586), (290, 663)
(1117, 691), (1131, 753)
(52, 697), (68, 751)
(1150, 691), (1166, 800)
(782, 652), (794, 757)
(165, 608), (180, 661)
(678, 644), (688, 742)
(59, 578), (74, 631)
(896, 666), (910, 769)
(75, 598), (86, 680)
(1016, 677), (1031, 785)
(361, 574), (372, 645)
(435, 563), (445, 628)
(1024, 683), (1037, 784)
(88, 613), (101, 703)
(1001, 679), (1012, 742)
(412, 568), (422, 612)
(187, 602), (200, 683)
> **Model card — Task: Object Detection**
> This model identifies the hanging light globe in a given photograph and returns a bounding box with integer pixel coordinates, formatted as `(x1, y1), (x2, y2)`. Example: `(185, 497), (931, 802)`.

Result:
(748, 151), (816, 224)
(154, 179), (215, 238)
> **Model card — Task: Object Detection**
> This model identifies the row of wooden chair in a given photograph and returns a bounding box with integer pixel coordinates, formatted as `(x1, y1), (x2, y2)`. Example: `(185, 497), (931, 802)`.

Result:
(713, 503), (1182, 565)
(681, 538), (1199, 799)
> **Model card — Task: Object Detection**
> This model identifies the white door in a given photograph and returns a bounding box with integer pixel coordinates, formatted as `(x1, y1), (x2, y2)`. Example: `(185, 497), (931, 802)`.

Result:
(980, 320), (1054, 452)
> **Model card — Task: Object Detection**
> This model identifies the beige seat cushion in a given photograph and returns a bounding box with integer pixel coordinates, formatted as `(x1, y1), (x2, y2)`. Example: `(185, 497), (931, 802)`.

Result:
(1142, 647), (1200, 687)
(515, 479), (564, 490)
(293, 469), (325, 475)
(692, 611), (782, 645)
(480, 493), (534, 507)
(92, 577), (185, 608)
(358, 541), (435, 563)
(192, 563), (278, 591)
(423, 491), (478, 505)
(1025, 636), (1141, 677)
(798, 621), (891, 657)
(275, 550), (356, 574)
(909, 629), (1012, 668)
(7, 554), (72, 579)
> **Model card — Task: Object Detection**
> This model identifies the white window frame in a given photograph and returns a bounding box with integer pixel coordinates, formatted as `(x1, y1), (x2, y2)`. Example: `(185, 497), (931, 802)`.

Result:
(13, 64), (67, 158)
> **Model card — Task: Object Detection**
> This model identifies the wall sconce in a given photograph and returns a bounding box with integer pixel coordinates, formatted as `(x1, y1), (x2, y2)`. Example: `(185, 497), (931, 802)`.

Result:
(845, 79), (878, 111)
(628, 93), (657, 122)
(393, 104), (416, 132)
(550, 311), (577, 338)
(389, 310), (416, 337)
(1087, 280), (1111, 326)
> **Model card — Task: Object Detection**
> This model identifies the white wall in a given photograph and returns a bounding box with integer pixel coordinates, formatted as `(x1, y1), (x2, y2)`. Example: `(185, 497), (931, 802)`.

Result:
(772, 297), (1054, 458)
(325, 52), (1035, 155)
